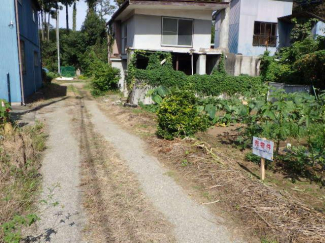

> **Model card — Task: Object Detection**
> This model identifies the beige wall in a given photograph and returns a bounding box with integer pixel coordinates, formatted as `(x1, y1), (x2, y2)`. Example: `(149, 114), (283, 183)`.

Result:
(132, 14), (212, 53)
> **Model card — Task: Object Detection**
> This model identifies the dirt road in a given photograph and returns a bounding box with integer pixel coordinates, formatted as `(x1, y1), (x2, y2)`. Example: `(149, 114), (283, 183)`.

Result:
(24, 97), (85, 242)
(25, 85), (246, 243)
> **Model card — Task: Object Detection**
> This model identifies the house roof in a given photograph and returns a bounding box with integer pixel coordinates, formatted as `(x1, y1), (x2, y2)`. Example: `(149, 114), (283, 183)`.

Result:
(108, 0), (229, 25)
(278, 11), (325, 23)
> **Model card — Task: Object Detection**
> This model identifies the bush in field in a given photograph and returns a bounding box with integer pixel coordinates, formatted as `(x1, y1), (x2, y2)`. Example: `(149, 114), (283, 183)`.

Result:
(91, 62), (120, 96)
(260, 37), (325, 88)
(156, 90), (209, 140)
(85, 50), (120, 96)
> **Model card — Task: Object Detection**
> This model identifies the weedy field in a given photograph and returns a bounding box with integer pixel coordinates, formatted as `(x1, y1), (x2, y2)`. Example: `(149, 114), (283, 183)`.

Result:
(97, 94), (325, 243)
(0, 121), (46, 242)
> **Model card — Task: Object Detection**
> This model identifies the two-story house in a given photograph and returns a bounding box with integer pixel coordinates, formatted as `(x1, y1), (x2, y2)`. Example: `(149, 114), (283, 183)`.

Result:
(213, 0), (293, 76)
(0, 0), (42, 105)
(108, 0), (229, 92)
(214, 0), (293, 56)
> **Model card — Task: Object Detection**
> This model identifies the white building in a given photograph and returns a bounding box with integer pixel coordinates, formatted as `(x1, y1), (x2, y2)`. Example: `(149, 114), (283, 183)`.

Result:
(108, 0), (229, 92)
(109, 0), (297, 90)
(214, 0), (293, 56)
(213, 0), (293, 76)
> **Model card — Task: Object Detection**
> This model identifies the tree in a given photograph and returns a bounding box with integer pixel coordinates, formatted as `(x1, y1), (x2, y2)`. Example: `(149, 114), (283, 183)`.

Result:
(86, 0), (97, 11)
(81, 11), (107, 47)
(293, 0), (325, 18)
(73, 0), (77, 31)
(97, 0), (116, 19)
(38, 0), (57, 41)
(61, 0), (75, 31)
(80, 10), (108, 67)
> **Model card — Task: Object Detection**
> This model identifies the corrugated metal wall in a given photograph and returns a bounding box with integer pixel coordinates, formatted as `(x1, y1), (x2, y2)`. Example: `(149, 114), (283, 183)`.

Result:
(0, 0), (21, 103)
(18, 0), (42, 98)
(228, 0), (240, 54)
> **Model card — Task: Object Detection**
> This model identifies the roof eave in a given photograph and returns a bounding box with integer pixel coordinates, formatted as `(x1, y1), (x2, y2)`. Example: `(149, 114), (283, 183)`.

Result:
(278, 11), (325, 23)
(107, 0), (229, 26)
(108, 0), (130, 26)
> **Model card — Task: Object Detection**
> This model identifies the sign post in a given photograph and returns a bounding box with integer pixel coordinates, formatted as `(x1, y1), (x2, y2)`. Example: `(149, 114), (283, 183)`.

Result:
(252, 137), (274, 181)
(261, 157), (265, 181)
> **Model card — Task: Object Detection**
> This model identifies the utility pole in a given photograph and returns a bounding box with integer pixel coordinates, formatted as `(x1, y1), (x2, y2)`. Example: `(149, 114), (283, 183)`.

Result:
(56, 5), (61, 75)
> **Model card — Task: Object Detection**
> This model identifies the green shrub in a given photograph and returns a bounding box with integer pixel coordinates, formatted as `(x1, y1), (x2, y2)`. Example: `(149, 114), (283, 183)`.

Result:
(91, 62), (120, 96)
(128, 51), (264, 97)
(294, 50), (325, 87)
(46, 72), (60, 82)
(156, 90), (210, 140)
(78, 75), (88, 80)
(133, 68), (263, 97)
(0, 99), (11, 125)
(260, 37), (325, 87)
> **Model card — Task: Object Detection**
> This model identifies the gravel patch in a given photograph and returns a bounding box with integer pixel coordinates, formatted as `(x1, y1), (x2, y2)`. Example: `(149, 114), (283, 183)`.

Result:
(25, 99), (85, 243)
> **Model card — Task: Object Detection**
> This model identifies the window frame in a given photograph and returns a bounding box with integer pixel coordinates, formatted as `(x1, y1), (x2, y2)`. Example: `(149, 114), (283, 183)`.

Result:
(161, 17), (194, 48)
(121, 24), (127, 54)
(252, 21), (277, 47)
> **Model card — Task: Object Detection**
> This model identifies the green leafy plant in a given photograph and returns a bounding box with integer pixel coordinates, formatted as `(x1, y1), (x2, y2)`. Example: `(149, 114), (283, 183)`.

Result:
(89, 54), (120, 96)
(138, 102), (158, 113)
(260, 89), (297, 153)
(0, 99), (11, 125)
(156, 90), (210, 140)
(260, 36), (325, 88)
(127, 51), (264, 97)
(1, 214), (39, 243)
(147, 86), (171, 105)
(245, 152), (261, 164)
(290, 18), (318, 42)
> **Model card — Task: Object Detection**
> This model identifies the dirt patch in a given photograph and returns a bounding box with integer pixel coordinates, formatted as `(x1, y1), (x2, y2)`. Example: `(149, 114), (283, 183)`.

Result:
(196, 130), (325, 212)
(71, 96), (175, 243)
(96, 95), (325, 243)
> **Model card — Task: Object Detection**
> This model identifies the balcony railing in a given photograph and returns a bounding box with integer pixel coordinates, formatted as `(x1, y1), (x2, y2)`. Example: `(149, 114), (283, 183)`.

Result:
(253, 35), (277, 47)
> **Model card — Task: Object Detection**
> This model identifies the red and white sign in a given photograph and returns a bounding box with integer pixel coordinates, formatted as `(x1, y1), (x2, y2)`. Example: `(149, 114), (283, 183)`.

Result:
(252, 137), (274, 161)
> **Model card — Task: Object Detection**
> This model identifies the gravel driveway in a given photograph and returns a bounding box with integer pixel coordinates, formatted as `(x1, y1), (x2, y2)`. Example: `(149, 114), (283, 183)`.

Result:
(24, 85), (245, 243)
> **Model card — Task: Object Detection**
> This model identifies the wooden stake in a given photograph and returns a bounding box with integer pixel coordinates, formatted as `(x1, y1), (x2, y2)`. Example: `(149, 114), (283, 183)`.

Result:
(261, 157), (265, 181)
(261, 137), (266, 181)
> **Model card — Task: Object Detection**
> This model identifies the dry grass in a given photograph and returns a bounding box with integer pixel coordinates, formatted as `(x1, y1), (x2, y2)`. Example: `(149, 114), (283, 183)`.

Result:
(0, 122), (46, 241)
(97, 95), (325, 243)
(70, 94), (175, 243)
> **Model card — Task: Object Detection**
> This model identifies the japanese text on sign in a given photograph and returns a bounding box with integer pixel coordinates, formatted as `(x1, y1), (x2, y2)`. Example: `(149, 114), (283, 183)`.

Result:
(252, 137), (274, 161)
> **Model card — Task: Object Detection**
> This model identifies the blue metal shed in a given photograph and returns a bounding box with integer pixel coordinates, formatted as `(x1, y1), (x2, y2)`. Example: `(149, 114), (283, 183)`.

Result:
(0, 0), (42, 104)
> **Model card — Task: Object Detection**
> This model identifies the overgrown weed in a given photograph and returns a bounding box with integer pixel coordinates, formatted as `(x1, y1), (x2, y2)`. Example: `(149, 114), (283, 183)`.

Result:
(0, 122), (46, 242)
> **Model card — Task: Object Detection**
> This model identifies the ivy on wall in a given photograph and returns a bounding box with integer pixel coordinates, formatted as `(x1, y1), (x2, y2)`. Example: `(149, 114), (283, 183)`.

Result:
(126, 50), (264, 96)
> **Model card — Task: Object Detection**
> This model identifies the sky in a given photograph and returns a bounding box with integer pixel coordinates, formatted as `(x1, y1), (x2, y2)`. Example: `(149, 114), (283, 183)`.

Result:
(49, 0), (113, 31)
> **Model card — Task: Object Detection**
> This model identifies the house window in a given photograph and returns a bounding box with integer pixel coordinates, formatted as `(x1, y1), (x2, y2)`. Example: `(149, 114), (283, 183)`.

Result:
(34, 51), (39, 67)
(20, 40), (26, 74)
(162, 17), (193, 47)
(122, 24), (127, 54)
(253, 21), (277, 47)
